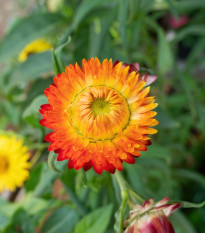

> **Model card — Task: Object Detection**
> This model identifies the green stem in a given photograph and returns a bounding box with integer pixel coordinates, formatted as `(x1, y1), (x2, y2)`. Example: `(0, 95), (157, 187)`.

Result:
(114, 171), (127, 193)
(114, 171), (144, 204)
(30, 149), (42, 168)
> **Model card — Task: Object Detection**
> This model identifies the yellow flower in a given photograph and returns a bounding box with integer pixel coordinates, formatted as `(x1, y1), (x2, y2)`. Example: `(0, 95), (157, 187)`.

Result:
(0, 134), (30, 192)
(18, 39), (52, 62)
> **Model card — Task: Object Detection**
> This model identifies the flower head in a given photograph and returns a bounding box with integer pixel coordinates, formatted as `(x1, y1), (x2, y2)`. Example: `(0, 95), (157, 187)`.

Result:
(18, 39), (52, 62)
(169, 15), (189, 29)
(39, 58), (158, 174)
(124, 197), (181, 233)
(0, 134), (30, 192)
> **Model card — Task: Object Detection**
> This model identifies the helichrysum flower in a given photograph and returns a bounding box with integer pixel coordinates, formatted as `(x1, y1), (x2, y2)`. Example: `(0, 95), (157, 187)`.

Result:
(0, 134), (30, 192)
(18, 39), (52, 62)
(124, 197), (181, 233)
(39, 58), (158, 174)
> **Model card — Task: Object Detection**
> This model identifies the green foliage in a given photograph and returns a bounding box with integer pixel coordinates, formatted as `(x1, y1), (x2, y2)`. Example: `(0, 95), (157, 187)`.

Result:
(0, 13), (64, 62)
(73, 205), (113, 233)
(41, 206), (79, 233)
(23, 95), (48, 128)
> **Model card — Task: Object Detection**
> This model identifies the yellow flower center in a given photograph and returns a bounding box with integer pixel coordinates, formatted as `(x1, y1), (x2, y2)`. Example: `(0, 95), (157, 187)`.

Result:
(90, 98), (110, 117)
(0, 156), (9, 174)
(70, 86), (130, 141)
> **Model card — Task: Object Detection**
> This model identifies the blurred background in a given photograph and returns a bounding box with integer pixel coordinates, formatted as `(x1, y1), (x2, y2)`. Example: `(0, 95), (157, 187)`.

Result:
(0, 0), (205, 232)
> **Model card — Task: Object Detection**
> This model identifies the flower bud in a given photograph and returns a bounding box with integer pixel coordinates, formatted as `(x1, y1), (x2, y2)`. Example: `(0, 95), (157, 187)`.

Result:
(113, 60), (157, 86)
(124, 197), (181, 233)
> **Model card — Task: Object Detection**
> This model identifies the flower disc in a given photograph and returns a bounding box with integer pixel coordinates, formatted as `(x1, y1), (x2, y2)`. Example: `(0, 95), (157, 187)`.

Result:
(40, 58), (158, 174)
(70, 86), (130, 141)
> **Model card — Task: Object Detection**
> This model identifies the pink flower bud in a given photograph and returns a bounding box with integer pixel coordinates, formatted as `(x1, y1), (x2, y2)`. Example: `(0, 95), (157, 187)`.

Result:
(170, 15), (189, 29)
(113, 61), (157, 86)
(124, 197), (181, 233)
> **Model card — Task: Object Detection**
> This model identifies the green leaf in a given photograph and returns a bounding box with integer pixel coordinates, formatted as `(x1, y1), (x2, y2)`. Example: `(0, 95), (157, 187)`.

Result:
(48, 151), (68, 173)
(164, 0), (178, 18)
(0, 100), (20, 125)
(157, 28), (173, 75)
(4, 208), (35, 233)
(0, 199), (19, 218)
(0, 213), (9, 231)
(181, 200), (205, 208)
(174, 169), (205, 190)
(34, 163), (58, 197)
(175, 0), (205, 10)
(114, 191), (128, 233)
(73, 204), (113, 233)
(89, 10), (116, 58)
(174, 25), (205, 42)
(118, 0), (129, 48)
(41, 206), (79, 233)
(52, 49), (61, 75)
(21, 194), (50, 215)
(25, 163), (43, 192)
(72, 0), (116, 30)
(157, 111), (181, 129)
(0, 194), (49, 217)
(23, 94), (48, 128)
(52, 36), (71, 75)
(0, 13), (64, 62)
(170, 212), (197, 233)
(9, 51), (53, 89)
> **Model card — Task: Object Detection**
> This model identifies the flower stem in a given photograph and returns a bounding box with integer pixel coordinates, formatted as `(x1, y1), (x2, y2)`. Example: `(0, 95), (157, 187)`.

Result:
(114, 171), (127, 194)
(114, 171), (144, 204)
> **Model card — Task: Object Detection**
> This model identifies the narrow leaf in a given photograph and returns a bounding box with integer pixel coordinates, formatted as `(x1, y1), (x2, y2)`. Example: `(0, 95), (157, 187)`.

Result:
(73, 204), (113, 233)
(157, 28), (173, 75)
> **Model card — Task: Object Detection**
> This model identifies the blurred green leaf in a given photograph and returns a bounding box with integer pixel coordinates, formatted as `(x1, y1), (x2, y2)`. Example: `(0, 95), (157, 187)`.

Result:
(34, 163), (58, 197)
(176, 0), (205, 10)
(171, 212), (197, 233)
(73, 204), (113, 233)
(89, 10), (116, 58)
(174, 169), (205, 190)
(164, 0), (179, 18)
(0, 100), (20, 125)
(0, 13), (64, 62)
(4, 208), (35, 233)
(114, 191), (128, 233)
(61, 171), (88, 216)
(157, 111), (181, 129)
(157, 29), (173, 75)
(25, 163), (43, 192)
(72, 0), (116, 30)
(21, 194), (49, 215)
(48, 151), (68, 173)
(174, 25), (205, 42)
(118, 0), (129, 49)
(41, 206), (79, 233)
(9, 51), (53, 89)
(0, 195), (49, 228)
(181, 200), (205, 208)
(0, 199), (18, 218)
(0, 213), (9, 231)
(23, 94), (47, 128)
(52, 36), (71, 74)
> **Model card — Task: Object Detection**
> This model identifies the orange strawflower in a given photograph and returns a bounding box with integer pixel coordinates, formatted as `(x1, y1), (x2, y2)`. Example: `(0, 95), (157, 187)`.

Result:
(39, 58), (158, 174)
